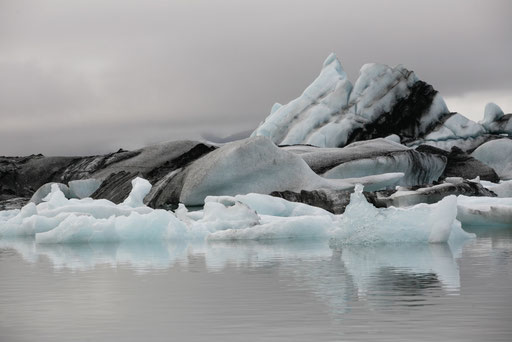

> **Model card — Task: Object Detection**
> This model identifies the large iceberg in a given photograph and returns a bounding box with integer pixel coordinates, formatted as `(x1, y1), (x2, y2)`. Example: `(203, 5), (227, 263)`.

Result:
(1, 55), (511, 217)
(251, 53), (353, 146)
(0, 140), (216, 206)
(252, 54), (511, 152)
(252, 54), (446, 148)
(177, 137), (354, 205)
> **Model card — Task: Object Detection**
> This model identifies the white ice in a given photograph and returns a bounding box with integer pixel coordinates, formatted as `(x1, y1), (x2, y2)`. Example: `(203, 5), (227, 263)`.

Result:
(424, 113), (486, 142)
(29, 182), (71, 204)
(348, 64), (417, 122)
(481, 102), (504, 126)
(122, 177), (152, 208)
(471, 139), (512, 180)
(251, 53), (352, 145)
(178, 136), (354, 205)
(480, 179), (512, 198)
(0, 177), (475, 245)
(456, 195), (512, 226)
(331, 185), (472, 244)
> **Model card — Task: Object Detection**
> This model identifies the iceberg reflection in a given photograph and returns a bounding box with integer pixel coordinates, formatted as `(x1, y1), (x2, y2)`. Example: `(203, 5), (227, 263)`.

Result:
(0, 238), (469, 313)
(337, 243), (461, 295)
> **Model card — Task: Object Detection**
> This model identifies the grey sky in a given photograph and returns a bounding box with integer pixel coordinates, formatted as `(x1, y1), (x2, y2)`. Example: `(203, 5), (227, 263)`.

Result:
(1, 0), (511, 156)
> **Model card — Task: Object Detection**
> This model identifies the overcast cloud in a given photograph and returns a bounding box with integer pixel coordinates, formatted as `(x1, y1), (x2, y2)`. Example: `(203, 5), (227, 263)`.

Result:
(1, 0), (511, 156)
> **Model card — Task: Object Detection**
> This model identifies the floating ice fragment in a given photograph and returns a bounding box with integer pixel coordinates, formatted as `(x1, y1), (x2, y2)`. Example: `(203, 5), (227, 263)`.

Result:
(456, 196), (512, 226)
(122, 177), (152, 208)
(331, 184), (472, 244)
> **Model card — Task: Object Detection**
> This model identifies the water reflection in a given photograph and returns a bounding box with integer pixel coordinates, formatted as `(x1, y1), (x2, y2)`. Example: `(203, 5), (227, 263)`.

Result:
(0, 237), (470, 314)
(338, 243), (462, 294)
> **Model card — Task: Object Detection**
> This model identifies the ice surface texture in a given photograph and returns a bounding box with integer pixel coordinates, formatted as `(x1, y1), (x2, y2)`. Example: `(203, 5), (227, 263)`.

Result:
(1, 178), (477, 244)
(178, 137), (355, 205)
(471, 139), (512, 180)
(252, 54), (511, 151)
(457, 195), (512, 226)
(331, 185), (469, 244)
(285, 138), (446, 186)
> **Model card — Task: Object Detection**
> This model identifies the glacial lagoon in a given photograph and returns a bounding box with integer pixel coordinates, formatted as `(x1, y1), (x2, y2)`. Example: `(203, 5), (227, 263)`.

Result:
(1, 226), (511, 342)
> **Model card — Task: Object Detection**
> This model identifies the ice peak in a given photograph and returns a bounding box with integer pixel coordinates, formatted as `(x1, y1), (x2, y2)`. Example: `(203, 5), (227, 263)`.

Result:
(122, 177), (152, 208)
(43, 184), (69, 207)
(270, 103), (282, 114)
(483, 102), (504, 124)
(322, 52), (345, 76)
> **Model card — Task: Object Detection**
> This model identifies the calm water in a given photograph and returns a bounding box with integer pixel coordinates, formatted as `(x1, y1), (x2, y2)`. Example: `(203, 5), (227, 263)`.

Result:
(1, 227), (511, 342)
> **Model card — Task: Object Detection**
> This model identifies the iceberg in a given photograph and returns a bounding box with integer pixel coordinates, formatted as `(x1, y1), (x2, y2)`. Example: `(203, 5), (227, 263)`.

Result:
(177, 137), (354, 205)
(122, 177), (152, 208)
(480, 179), (512, 198)
(471, 139), (512, 180)
(0, 177), (472, 244)
(0, 140), (216, 207)
(208, 193), (334, 217)
(480, 102), (512, 135)
(252, 55), (449, 148)
(368, 179), (496, 208)
(252, 53), (511, 153)
(415, 145), (499, 182)
(330, 185), (472, 244)
(456, 196), (512, 227)
(251, 53), (352, 146)
(284, 138), (447, 187)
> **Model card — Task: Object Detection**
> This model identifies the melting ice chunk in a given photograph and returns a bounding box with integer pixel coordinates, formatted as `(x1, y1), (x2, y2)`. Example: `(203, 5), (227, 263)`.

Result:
(331, 184), (472, 244)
